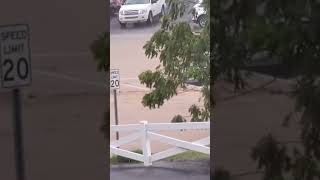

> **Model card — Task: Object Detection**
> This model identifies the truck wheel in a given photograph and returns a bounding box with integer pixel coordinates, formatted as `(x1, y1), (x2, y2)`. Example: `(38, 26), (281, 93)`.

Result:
(198, 15), (206, 28)
(147, 11), (153, 25)
(120, 22), (126, 28)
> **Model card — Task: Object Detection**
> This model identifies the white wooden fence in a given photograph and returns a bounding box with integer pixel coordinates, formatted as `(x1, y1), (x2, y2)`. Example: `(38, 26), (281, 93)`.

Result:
(110, 121), (210, 166)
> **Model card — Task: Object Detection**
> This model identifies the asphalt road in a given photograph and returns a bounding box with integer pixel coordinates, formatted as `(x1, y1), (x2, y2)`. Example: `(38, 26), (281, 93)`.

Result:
(111, 160), (210, 180)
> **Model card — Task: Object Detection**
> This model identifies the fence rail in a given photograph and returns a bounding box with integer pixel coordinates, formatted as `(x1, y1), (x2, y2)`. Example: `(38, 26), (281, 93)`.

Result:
(110, 121), (210, 166)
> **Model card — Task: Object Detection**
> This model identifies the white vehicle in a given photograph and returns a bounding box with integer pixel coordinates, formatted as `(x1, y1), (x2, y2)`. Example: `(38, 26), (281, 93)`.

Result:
(192, 0), (207, 28)
(118, 0), (166, 28)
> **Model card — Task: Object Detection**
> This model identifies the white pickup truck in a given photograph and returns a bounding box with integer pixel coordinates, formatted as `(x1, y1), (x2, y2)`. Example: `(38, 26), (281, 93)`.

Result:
(118, 0), (166, 28)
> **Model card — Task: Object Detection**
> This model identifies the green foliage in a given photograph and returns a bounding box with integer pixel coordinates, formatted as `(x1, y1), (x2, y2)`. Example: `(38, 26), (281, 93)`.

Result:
(211, 0), (255, 91)
(165, 150), (209, 161)
(211, 0), (320, 179)
(100, 111), (108, 139)
(90, 32), (109, 141)
(110, 149), (143, 164)
(171, 114), (187, 123)
(189, 104), (208, 122)
(139, 70), (179, 108)
(251, 134), (291, 180)
(139, 0), (210, 121)
(245, 1), (320, 179)
(89, 32), (109, 72)
(290, 148), (320, 180)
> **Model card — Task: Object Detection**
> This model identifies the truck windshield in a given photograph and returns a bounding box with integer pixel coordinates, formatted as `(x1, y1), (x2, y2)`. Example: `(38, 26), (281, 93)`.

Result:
(123, 0), (150, 5)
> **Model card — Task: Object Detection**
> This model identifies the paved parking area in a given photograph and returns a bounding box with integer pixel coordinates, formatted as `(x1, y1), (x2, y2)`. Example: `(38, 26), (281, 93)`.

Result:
(111, 160), (210, 180)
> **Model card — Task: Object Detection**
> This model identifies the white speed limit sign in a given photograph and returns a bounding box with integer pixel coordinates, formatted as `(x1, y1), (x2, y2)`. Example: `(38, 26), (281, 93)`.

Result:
(0, 24), (31, 88)
(110, 69), (120, 89)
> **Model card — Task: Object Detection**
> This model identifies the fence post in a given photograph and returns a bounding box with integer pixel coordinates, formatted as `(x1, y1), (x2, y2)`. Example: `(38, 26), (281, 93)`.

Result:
(140, 121), (152, 166)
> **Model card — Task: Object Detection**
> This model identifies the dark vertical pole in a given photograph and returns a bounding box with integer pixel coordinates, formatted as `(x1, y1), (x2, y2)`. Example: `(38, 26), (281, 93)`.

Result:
(114, 89), (119, 140)
(12, 88), (25, 180)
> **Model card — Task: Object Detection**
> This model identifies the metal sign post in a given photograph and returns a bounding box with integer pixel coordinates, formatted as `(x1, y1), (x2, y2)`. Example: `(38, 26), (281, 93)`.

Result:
(113, 89), (119, 140)
(110, 69), (120, 140)
(12, 88), (25, 180)
(0, 24), (31, 180)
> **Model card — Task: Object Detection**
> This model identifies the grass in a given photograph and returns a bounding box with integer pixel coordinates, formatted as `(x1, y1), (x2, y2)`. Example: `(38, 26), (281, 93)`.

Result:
(164, 151), (209, 162)
(110, 149), (209, 165)
(110, 149), (143, 164)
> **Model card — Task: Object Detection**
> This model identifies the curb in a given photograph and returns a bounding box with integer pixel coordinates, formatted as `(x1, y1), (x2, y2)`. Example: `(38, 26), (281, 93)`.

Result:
(111, 160), (210, 173)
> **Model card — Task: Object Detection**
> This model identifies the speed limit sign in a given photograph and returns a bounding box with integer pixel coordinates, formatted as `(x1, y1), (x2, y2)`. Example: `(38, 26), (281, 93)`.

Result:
(110, 69), (120, 89)
(111, 69), (120, 140)
(0, 24), (32, 180)
(0, 24), (31, 88)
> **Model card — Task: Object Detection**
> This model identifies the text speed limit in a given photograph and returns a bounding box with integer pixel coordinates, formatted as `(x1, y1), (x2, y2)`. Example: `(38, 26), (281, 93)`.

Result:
(110, 69), (120, 89)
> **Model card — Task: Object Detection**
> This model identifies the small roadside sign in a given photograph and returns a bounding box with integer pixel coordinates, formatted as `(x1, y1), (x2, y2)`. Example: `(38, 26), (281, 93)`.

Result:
(110, 69), (120, 89)
(110, 69), (120, 140)
(0, 24), (31, 88)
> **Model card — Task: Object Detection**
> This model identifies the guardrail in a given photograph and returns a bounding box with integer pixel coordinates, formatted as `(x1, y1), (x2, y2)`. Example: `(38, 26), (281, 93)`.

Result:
(110, 121), (210, 166)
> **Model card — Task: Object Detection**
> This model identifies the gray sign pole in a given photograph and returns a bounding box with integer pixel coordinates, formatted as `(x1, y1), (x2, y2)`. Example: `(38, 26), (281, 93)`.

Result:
(12, 88), (25, 180)
(114, 89), (119, 140)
